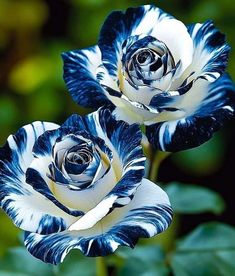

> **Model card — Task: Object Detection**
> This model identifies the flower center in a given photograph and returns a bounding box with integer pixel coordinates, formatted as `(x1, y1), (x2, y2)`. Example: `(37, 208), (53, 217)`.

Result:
(136, 49), (154, 65)
(48, 132), (114, 192)
(121, 35), (176, 90)
(66, 144), (93, 166)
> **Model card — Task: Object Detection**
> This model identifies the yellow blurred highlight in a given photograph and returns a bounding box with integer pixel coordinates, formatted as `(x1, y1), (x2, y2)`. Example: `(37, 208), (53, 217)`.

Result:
(9, 56), (54, 94)
(0, 0), (48, 30)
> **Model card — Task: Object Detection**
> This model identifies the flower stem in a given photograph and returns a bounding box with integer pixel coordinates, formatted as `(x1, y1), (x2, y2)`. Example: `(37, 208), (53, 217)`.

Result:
(96, 257), (108, 276)
(149, 149), (171, 182)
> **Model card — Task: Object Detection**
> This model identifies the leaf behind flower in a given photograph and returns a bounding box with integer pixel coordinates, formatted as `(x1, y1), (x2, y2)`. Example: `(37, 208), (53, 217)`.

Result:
(165, 182), (225, 214)
(170, 223), (235, 276)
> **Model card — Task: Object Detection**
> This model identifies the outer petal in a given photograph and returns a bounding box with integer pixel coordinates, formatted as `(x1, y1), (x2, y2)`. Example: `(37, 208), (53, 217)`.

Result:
(176, 20), (230, 86)
(62, 45), (109, 108)
(24, 178), (172, 264)
(146, 74), (235, 151)
(150, 18), (193, 74)
(0, 122), (77, 234)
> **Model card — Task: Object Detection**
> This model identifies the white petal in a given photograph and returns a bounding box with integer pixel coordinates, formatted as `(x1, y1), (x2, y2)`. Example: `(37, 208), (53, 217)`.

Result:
(151, 19), (193, 74)
(69, 178), (171, 234)
(24, 179), (172, 264)
(0, 121), (76, 234)
(51, 164), (118, 212)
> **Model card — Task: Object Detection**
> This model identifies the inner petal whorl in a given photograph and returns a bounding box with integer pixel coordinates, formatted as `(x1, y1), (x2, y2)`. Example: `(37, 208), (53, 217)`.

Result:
(66, 144), (93, 164)
(122, 35), (176, 89)
(47, 130), (115, 195)
(136, 49), (156, 65)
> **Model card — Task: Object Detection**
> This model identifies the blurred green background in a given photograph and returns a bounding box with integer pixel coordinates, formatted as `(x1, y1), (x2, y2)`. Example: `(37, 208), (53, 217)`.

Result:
(0, 0), (235, 275)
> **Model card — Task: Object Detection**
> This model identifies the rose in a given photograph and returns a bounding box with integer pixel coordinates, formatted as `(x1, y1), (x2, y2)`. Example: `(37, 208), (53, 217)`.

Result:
(0, 108), (172, 264)
(63, 5), (235, 152)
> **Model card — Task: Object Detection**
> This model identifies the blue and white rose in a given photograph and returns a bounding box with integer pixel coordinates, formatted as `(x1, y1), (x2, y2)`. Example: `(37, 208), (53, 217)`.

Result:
(63, 5), (235, 152)
(0, 109), (172, 264)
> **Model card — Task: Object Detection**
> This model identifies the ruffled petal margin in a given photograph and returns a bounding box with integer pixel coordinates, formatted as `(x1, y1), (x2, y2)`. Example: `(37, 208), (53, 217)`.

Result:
(24, 178), (172, 264)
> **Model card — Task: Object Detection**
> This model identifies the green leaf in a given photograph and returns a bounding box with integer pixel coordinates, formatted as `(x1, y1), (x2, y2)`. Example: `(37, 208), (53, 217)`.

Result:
(0, 247), (53, 276)
(118, 259), (169, 276)
(0, 248), (96, 276)
(116, 245), (169, 276)
(116, 245), (165, 263)
(170, 223), (235, 276)
(165, 182), (225, 214)
(171, 251), (235, 276)
(0, 272), (27, 276)
(178, 222), (235, 251)
(58, 250), (96, 276)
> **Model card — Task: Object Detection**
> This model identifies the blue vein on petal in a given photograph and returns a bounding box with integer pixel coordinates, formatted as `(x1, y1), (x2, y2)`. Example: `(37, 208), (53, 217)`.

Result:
(146, 74), (235, 151)
(24, 204), (173, 264)
(63, 109), (145, 206)
(188, 20), (230, 78)
(62, 46), (108, 108)
(98, 5), (173, 78)
(0, 122), (69, 234)
(26, 168), (84, 217)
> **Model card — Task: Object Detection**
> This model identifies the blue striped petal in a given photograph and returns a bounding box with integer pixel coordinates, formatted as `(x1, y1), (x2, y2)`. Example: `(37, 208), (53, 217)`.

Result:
(24, 179), (172, 264)
(98, 5), (173, 78)
(0, 122), (77, 234)
(20, 109), (144, 231)
(25, 167), (84, 217)
(57, 109), (146, 230)
(187, 20), (230, 82)
(62, 46), (109, 108)
(146, 74), (235, 151)
(64, 108), (145, 208)
(26, 128), (105, 217)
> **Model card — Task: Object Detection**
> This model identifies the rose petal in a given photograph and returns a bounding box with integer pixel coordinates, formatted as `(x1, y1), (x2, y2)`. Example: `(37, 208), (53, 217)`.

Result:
(24, 178), (172, 264)
(26, 166), (84, 217)
(47, 164), (117, 212)
(63, 109), (146, 217)
(186, 20), (230, 82)
(146, 74), (235, 151)
(150, 18), (193, 74)
(98, 5), (173, 79)
(111, 94), (161, 124)
(25, 110), (144, 221)
(26, 128), (85, 217)
(27, 127), (112, 216)
(120, 77), (159, 105)
(0, 122), (77, 234)
(62, 46), (109, 108)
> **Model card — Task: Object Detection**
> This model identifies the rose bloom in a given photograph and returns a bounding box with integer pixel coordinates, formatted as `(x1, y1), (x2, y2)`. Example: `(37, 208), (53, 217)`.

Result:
(0, 109), (172, 264)
(63, 5), (235, 152)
